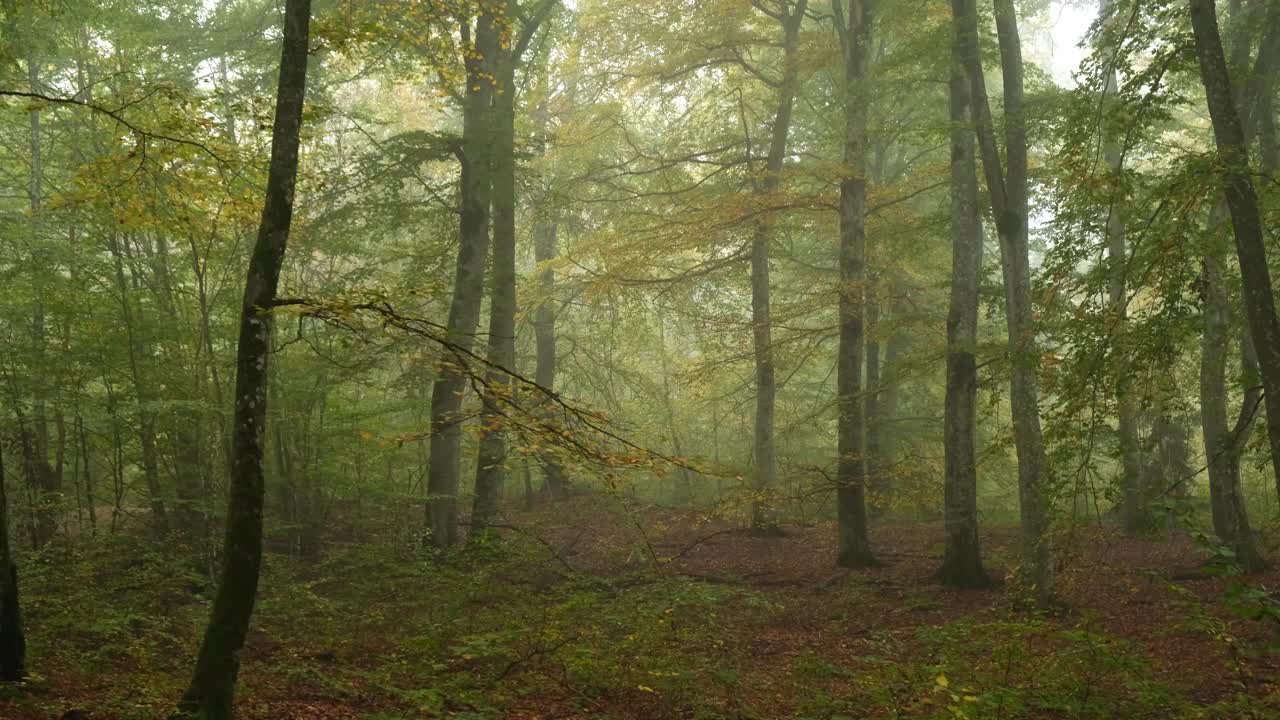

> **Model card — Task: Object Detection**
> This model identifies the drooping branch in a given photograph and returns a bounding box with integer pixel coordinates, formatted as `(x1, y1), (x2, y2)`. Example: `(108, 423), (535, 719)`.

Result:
(0, 89), (230, 164)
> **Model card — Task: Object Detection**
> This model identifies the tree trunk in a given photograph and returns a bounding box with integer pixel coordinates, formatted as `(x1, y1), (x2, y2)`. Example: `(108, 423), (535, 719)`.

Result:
(426, 8), (497, 549)
(532, 99), (568, 499)
(0, 436), (26, 681)
(1099, 0), (1145, 532)
(939, 1), (989, 588)
(25, 47), (57, 548)
(749, 0), (807, 532)
(956, 0), (1053, 602)
(174, 1), (310, 716)
(148, 234), (209, 535)
(109, 235), (168, 537)
(1190, 0), (1280, 512)
(834, 0), (876, 567)
(78, 413), (95, 532)
(1200, 276), (1265, 571)
(656, 311), (693, 504)
(865, 290), (884, 516)
(472, 42), (518, 539)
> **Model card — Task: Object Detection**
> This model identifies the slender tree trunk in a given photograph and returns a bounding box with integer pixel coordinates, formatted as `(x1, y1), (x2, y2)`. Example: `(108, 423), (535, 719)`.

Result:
(656, 311), (693, 504)
(749, 0), (807, 532)
(956, 0), (1053, 602)
(865, 291), (884, 516)
(1099, 0), (1144, 532)
(174, 1), (310, 715)
(426, 8), (497, 548)
(1201, 272), (1265, 571)
(532, 101), (568, 499)
(148, 234), (208, 534)
(78, 413), (95, 532)
(472, 43), (518, 539)
(0, 434), (26, 681)
(25, 48), (57, 547)
(939, 3), (989, 587)
(109, 236), (168, 536)
(834, 0), (876, 567)
(1190, 0), (1280, 512)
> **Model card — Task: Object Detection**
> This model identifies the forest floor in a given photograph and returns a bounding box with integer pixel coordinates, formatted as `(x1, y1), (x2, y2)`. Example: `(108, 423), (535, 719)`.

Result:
(4, 491), (1280, 719)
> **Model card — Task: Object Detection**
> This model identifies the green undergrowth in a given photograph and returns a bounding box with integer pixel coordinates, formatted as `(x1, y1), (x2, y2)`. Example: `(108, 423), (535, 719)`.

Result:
(5, 530), (1278, 719)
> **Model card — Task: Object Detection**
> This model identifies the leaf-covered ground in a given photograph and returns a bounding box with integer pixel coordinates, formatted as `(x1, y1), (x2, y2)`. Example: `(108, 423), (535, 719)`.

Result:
(4, 494), (1279, 719)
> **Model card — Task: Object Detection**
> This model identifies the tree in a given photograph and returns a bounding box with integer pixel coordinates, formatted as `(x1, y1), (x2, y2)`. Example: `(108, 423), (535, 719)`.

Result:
(472, 0), (559, 537)
(0, 433), (25, 681)
(174, 0), (311, 715)
(531, 95), (569, 499)
(938, 0), (988, 588)
(427, 5), (498, 549)
(1097, 0), (1144, 534)
(748, 0), (807, 532)
(1189, 0), (1280, 515)
(832, 0), (876, 567)
(954, 0), (1052, 602)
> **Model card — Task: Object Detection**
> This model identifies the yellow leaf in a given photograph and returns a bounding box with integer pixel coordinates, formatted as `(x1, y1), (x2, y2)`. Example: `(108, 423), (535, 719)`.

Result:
(936, 674), (949, 689)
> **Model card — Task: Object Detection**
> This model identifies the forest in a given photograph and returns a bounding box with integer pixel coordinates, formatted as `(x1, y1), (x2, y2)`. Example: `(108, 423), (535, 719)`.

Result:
(0, 0), (1279, 717)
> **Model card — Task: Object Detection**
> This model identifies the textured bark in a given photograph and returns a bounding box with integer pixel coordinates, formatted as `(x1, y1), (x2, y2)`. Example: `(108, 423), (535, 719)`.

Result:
(939, 3), (989, 588)
(955, 0), (1053, 602)
(0, 440), (26, 681)
(833, 0), (876, 567)
(472, 44), (518, 538)
(1190, 0), (1280, 517)
(427, 9), (497, 548)
(749, 0), (807, 531)
(174, 1), (310, 716)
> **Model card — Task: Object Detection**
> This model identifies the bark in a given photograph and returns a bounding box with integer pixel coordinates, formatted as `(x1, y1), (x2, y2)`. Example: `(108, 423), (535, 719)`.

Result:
(1099, 0), (1144, 532)
(749, 0), (807, 531)
(1194, 0), (1268, 565)
(865, 291), (884, 516)
(1190, 0), (1280, 516)
(939, 3), (989, 588)
(1200, 272), (1265, 570)
(955, 0), (1053, 602)
(472, 43), (518, 538)
(0, 434), (26, 681)
(532, 100), (568, 499)
(426, 7), (497, 548)
(174, 1), (310, 716)
(834, 0), (876, 567)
